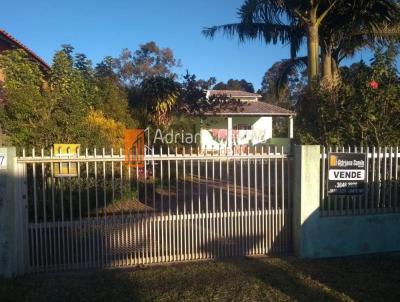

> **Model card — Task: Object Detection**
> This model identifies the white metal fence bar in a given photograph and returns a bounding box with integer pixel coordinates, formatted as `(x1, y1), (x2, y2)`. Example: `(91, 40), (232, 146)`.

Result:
(26, 210), (292, 272)
(18, 146), (292, 273)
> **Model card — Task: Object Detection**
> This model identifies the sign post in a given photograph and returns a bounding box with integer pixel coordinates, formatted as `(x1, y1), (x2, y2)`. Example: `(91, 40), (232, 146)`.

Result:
(328, 152), (366, 195)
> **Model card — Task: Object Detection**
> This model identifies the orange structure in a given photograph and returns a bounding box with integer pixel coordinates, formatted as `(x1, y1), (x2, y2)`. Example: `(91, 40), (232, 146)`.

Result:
(124, 129), (145, 168)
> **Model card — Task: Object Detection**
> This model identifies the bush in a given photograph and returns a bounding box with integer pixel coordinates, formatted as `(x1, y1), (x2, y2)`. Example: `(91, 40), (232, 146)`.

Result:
(296, 45), (400, 146)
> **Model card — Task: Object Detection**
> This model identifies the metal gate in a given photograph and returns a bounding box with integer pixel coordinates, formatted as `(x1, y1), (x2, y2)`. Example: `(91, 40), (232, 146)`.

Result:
(17, 146), (292, 273)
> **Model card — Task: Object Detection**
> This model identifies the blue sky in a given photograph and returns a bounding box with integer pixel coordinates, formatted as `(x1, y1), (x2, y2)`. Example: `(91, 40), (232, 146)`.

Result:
(2, 0), (376, 90)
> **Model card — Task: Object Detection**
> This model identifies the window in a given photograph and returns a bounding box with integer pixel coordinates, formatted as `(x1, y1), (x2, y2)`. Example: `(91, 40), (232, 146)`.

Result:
(234, 124), (251, 130)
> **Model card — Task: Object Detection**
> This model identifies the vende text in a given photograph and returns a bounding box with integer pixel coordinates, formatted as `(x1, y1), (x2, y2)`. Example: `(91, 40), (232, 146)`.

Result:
(328, 169), (365, 181)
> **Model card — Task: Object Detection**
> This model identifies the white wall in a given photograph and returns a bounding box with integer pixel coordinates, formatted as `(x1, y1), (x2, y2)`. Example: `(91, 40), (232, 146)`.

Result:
(200, 129), (227, 149)
(199, 116), (273, 149)
(252, 116), (273, 141)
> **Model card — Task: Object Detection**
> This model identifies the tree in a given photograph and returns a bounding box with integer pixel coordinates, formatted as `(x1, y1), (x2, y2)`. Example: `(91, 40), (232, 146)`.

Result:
(60, 44), (74, 62)
(178, 72), (209, 115)
(115, 41), (181, 85)
(296, 44), (400, 146)
(203, 0), (400, 87)
(203, 0), (333, 85)
(48, 50), (90, 144)
(47, 47), (133, 147)
(93, 57), (135, 127)
(95, 56), (117, 79)
(116, 42), (182, 126)
(0, 46), (138, 149)
(138, 76), (181, 127)
(319, 1), (400, 82)
(260, 59), (307, 106)
(74, 53), (94, 80)
(0, 49), (51, 148)
(213, 78), (255, 92)
(86, 110), (126, 149)
(95, 75), (134, 127)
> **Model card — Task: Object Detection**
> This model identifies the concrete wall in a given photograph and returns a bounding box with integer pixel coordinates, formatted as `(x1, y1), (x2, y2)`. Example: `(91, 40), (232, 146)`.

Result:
(293, 145), (400, 258)
(301, 213), (400, 258)
(0, 147), (17, 277)
(0, 147), (27, 277)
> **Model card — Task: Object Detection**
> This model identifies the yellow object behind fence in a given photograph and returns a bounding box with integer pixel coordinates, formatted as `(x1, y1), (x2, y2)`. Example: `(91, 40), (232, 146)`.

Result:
(329, 154), (338, 167)
(53, 144), (80, 177)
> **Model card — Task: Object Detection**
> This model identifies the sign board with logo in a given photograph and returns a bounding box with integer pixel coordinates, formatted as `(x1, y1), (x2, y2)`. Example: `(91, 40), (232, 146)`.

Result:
(54, 144), (80, 177)
(328, 152), (366, 195)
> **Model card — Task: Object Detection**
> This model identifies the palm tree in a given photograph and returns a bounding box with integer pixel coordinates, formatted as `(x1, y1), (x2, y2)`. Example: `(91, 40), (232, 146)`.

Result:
(140, 76), (181, 126)
(320, 0), (400, 82)
(266, 20), (400, 92)
(203, 0), (341, 86)
(203, 0), (400, 87)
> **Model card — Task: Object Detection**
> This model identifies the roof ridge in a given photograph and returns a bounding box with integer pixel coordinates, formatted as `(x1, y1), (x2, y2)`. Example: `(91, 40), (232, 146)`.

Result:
(261, 101), (293, 111)
(0, 29), (50, 71)
(207, 89), (262, 97)
(202, 99), (295, 116)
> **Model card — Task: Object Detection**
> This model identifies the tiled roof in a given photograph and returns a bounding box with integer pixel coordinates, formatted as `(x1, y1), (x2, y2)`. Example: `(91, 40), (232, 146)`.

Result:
(207, 90), (262, 98)
(203, 101), (295, 116)
(0, 29), (50, 72)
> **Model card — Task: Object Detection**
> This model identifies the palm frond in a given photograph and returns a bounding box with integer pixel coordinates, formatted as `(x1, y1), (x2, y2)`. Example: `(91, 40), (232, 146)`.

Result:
(276, 57), (307, 91)
(334, 23), (400, 62)
(202, 0), (305, 54)
(289, 25), (305, 58)
(239, 0), (287, 25)
(353, 24), (400, 39)
(203, 22), (305, 50)
(266, 57), (307, 98)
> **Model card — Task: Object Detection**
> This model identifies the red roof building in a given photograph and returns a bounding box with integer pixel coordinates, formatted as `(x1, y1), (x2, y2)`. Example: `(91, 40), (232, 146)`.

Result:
(205, 89), (294, 117)
(0, 29), (50, 73)
(199, 90), (295, 152)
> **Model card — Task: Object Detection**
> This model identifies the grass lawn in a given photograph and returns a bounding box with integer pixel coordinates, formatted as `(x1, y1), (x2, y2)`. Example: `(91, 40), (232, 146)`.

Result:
(1, 253), (399, 302)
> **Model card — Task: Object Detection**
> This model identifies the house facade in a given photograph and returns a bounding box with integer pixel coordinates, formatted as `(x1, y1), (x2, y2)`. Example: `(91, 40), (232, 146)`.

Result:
(198, 90), (295, 151)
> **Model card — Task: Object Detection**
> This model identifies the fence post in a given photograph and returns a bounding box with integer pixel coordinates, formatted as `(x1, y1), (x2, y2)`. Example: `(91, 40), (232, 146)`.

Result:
(0, 147), (27, 277)
(292, 145), (321, 258)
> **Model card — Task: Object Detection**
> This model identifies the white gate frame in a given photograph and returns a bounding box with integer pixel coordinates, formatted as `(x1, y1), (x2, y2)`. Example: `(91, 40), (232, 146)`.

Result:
(5, 146), (293, 275)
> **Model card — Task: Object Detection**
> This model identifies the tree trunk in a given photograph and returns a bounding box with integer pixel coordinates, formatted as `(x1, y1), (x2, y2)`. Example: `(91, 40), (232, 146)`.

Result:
(307, 22), (319, 87)
(331, 58), (339, 79)
(322, 45), (332, 82)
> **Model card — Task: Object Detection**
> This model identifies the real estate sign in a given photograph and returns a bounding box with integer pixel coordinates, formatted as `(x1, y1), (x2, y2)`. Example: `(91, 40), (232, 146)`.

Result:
(328, 152), (366, 195)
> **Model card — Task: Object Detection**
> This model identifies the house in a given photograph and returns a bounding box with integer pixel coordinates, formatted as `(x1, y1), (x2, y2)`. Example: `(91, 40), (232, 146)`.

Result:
(0, 29), (50, 82)
(198, 90), (295, 152)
